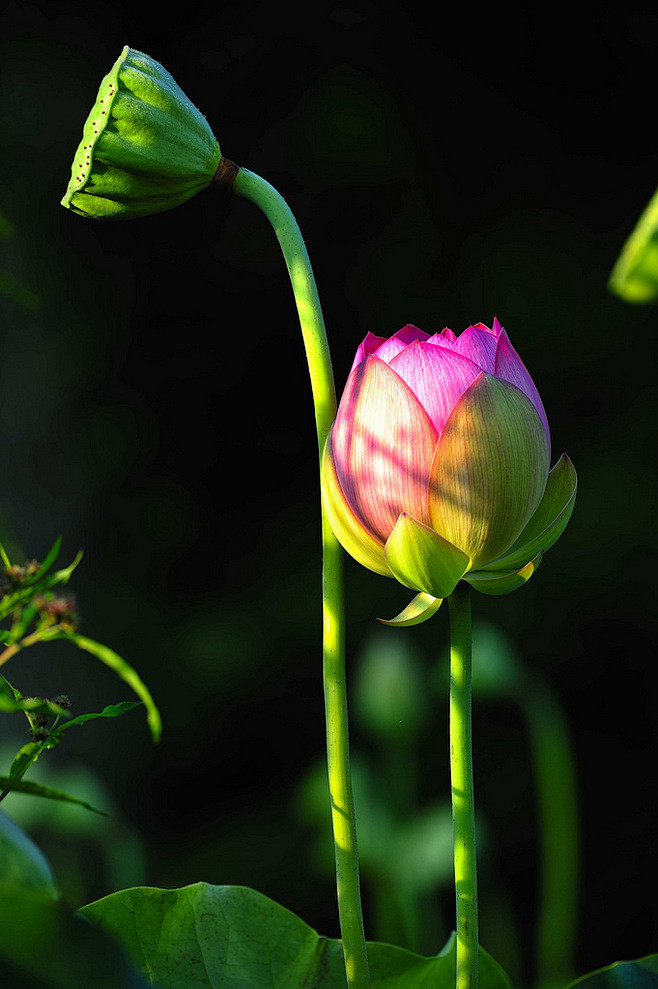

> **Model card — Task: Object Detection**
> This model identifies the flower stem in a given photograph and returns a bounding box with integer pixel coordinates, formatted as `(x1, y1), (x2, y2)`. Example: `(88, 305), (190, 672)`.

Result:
(229, 166), (371, 989)
(448, 582), (479, 989)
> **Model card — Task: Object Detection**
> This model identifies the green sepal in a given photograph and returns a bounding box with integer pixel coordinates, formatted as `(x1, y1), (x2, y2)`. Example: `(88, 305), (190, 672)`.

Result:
(609, 179), (658, 303)
(384, 513), (470, 599)
(378, 591), (443, 627)
(465, 552), (542, 596)
(62, 47), (221, 220)
(480, 454), (577, 572)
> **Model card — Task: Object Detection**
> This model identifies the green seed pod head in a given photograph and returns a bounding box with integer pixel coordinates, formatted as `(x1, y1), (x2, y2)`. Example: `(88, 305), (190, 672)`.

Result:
(61, 46), (221, 220)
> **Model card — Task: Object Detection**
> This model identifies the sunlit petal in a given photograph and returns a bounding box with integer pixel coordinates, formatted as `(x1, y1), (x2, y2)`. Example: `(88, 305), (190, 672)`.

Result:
(332, 356), (438, 542)
(494, 329), (550, 445)
(349, 331), (388, 374)
(321, 429), (392, 576)
(389, 341), (481, 436)
(429, 373), (550, 568)
(449, 325), (499, 371)
(373, 324), (429, 364)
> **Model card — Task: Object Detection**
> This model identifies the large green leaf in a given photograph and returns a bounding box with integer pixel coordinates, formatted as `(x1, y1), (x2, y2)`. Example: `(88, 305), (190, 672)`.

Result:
(80, 882), (512, 989)
(0, 890), (147, 988)
(0, 809), (57, 897)
(565, 954), (658, 988)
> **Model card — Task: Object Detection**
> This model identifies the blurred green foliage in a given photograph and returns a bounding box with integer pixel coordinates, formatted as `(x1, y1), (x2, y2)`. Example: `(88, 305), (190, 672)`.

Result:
(608, 185), (658, 302)
(296, 623), (579, 989)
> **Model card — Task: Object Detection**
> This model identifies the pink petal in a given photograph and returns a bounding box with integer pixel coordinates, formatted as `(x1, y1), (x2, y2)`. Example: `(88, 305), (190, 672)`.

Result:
(494, 329), (550, 448)
(350, 332), (388, 374)
(426, 328), (457, 346)
(321, 428), (392, 576)
(332, 356), (438, 542)
(491, 317), (504, 338)
(392, 324), (430, 344)
(450, 325), (498, 371)
(373, 324), (430, 365)
(389, 341), (481, 437)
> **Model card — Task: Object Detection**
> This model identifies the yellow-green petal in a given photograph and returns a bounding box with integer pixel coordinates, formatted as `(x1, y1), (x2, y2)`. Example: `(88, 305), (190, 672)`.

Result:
(480, 454), (577, 572)
(378, 592), (443, 627)
(384, 513), (470, 598)
(429, 373), (550, 569)
(465, 552), (542, 596)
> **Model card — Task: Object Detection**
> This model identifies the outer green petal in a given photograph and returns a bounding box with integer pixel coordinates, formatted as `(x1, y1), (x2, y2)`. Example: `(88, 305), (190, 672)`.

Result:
(378, 592), (443, 627)
(384, 513), (470, 598)
(62, 47), (220, 220)
(321, 430), (392, 577)
(429, 373), (550, 569)
(480, 454), (577, 572)
(465, 552), (542, 596)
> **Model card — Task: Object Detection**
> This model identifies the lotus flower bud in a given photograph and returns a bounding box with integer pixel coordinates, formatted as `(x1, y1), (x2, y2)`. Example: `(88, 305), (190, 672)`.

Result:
(322, 319), (576, 621)
(61, 46), (221, 220)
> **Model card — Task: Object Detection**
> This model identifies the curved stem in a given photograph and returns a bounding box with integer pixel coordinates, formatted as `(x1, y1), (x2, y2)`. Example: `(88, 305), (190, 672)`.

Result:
(448, 582), (478, 989)
(230, 167), (371, 989)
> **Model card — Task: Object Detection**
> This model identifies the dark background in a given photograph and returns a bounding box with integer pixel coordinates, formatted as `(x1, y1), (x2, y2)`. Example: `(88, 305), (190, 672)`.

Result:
(1, 0), (657, 985)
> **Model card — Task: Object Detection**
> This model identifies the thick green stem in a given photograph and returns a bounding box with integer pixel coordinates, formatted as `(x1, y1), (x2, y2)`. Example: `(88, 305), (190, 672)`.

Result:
(231, 167), (371, 989)
(448, 583), (478, 989)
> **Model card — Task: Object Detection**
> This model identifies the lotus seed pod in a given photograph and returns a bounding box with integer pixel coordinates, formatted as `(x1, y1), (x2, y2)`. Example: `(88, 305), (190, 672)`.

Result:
(61, 46), (221, 220)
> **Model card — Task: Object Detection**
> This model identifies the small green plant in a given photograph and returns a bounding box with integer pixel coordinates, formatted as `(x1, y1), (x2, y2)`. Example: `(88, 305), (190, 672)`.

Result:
(0, 536), (160, 815)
